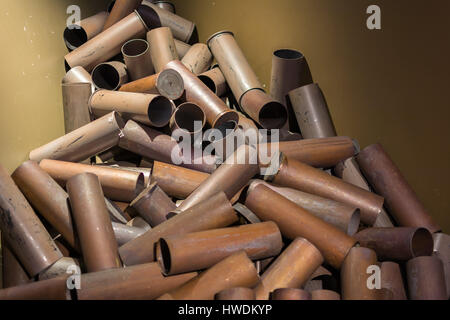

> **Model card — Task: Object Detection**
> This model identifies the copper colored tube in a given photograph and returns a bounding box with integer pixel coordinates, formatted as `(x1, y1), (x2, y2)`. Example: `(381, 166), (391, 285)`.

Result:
(341, 247), (380, 300)
(181, 43), (213, 75)
(170, 102), (206, 136)
(164, 60), (239, 128)
(102, 0), (142, 31)
(174, 39), (191, 58)
(67, 173), (122, 272)
(158, 251), (259, 300)
(112, 222), (146, 246)
(62, 66), (95, 93)
(177, 144), (259, 211)
(380, 262), (407, 300)
(271, 156), (384, 226)
(107, 198), (131, 223)
(89, 90), (174, 127)
(198, 66), (228, 97)
(64, 11), (109, 51)
(29, 112), (125, 163)
(355, 227), (433, 261)
(0, 276), (70, 300)
(245, 184), (357, 269)
(250, 180), (360, 235)
(77, 262), (196, 300)
(147, 27), (179, 73)
(270, 288), (311, 300)
(122, 39), (154, 80)
(406, 256), (447, 300)
(11, 161), (78, 250)
(129, 182), (177, 227)
(254, 238), (324, 300)
(151, 161), (209, 199)
(288, 83), (336, 139)
(433, 233), (450, 298)
(127, 216), (151, 230)
(153, 1), (176, 13)
(40, 159), (145, 202)
(0, 165), (62, 276)
(215, 287), (255, 300)
(62, 82), (92, 134)
(119, 192), (238, 265)
(91, 61), (128, 91)
(270, 49), (313, 106)
(101, 164), (152, 187)
(65, 11), (148, 72)
(357, 144), (441, 233)
(311, 290), (341, 300)
(138, 2), (197, 43)
(118, 120), (216, 173)
(334, 157), (394, 227)
(1, 237), (30, 289)
(157, 222), (283, 275)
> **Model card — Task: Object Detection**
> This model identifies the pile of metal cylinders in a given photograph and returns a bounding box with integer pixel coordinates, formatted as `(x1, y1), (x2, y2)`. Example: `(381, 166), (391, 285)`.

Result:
(0, 0), (448, 301)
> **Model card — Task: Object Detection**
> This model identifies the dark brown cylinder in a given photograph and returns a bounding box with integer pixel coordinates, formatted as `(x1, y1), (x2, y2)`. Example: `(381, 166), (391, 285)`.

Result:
(0, 165), (62, 276)
(380, 262), (407, 300)
(433, 233), (450, 299)
(357, 144), (441, 233)
(67, 173), (121, 272)
(311, 290), (341, 300)
(169, 102), (206, 136)
(119, 192), (239, 266)
(121, 38), (154, 80)
(1, 236), (30, 289)
(406, 256), (447, 300)
(245, 184), (357, 269)
(355, 227), (433, 261)
(215, 287), (255, 300)
(157, 222), (283, 275)
(270, 288), (311, 300)
(0, 276), (70, 300)
(62, 82), (92, 134)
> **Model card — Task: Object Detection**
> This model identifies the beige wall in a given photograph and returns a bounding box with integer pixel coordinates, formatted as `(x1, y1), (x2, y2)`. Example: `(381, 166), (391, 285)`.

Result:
(172, 0), (450, 232)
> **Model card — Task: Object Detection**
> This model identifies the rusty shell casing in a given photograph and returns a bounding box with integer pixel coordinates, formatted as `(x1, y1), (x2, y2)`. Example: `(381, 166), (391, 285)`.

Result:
(198, 66), (229, 97)
(271, 156), (384, 226)
(91, 61), (128, 91)
(164, 60), (239, 128)
(254, 237), (324, 300)
(340, 247), (380, 300)
(64, 11), (109, 51)
(181, 43), (213, 75)
(1, 237), (30, 288)
(157, 222), (283, 275)
(406, 256), (447, 300)
(119, 192), (238, 266)
(67, 173), (122, 272)
(112, 222), (146, 246)
(147, 27), (179, 73)
(177, 144), (260, 211)
(77, 262), (196, 300)
(62, 66), (95, 93)
(40, 159), (145, 202)
(270, 49), (313, 106)
(151, 161), (209, 199)
(0, 276), (70, 300)
(0, 165), (62, 276)
(62, 82), (92, 134)
(311, 290), (341, 300)
(175, 39), (191, 59)
(29, 111), (124, 163)
(245, 184), (357, 269)
(215, 287), (255, 300)
(380, 262), (407, 300)
(11, 161), (78, 250)
(89, 90), (174, 128)
(250, 180), (360, 236)
(334, 157), (394, 227)
(169, 102), (206, 137)
(355, 227), (433, 261)
(270, 288), (311, 300)
(139, 2), (196, 43)
(65, 11), (147, 72)
(158, 251), (259, 300)
(357, 144), (441, 233)
(433, 233), (450, 298)
(129, 182), (177, 227)
(153, 1), (176, 13)
(102, 0), (142, 30)
(288, 83), (337, 139)
(119, 120), (216, 173)
(121, 38), (154, 81)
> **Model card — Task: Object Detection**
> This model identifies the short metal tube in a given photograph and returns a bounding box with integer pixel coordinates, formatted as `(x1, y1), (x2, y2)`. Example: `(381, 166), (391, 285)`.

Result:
(175, 38), (191, 58)
(122, 39), (154, 80)
(91, 61), (128, 91)
(181, 43), (213, 75)
(406, 256), (447, 300)
(147, 27), (179, 73)
(0, 276), (70, 300)
(170, 102), (206, 136)
(64, 11), (109, 51)
(112, 222), (146, 246)
(62, 82), (92, 135)
(215, 287), (255, 300)
(1, 236), (30, 289)
(433, 233), (450, 299)
(198, 66), (229, 97)
(102, 0), (142, 30)
(62, 66), (95, 93)
(380, 262), (407, 300)
(66, 173), (122, 272)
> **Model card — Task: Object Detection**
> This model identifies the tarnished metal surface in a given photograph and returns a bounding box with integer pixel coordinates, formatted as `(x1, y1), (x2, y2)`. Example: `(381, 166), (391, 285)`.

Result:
(270, 288), (311, 300)
(112, 222), (146, 246)
(181, 43), (213, 75)
(38, 257), (80, 281)
(119, 192), (238, 266)
(147, 27), (179, 73)
(380, 262), (407, 300)
(0, 276), (70, 300)
(91, 61), (128, 91)
(102, 0), (142, 31)
(245, 183), (357, 269)
(62, 66), (95, 93)
(169, 102), (206, 137)
(153, 1), (176, 14)
(254, 238), (324, 300)
(122, 39), (154, 81)
(198, 66), (229, 97)
(156, 222), (282, 275)
(406, 256), (447, 300)
(64, 11), (109, 51)
(1, 236), (30, 289)
(433, 233), (450, 298)
(62, 82), (92, 134)
(311, 290), (341, 300)
(174, 39), (191, 58)
(215, 287), (255, 300)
